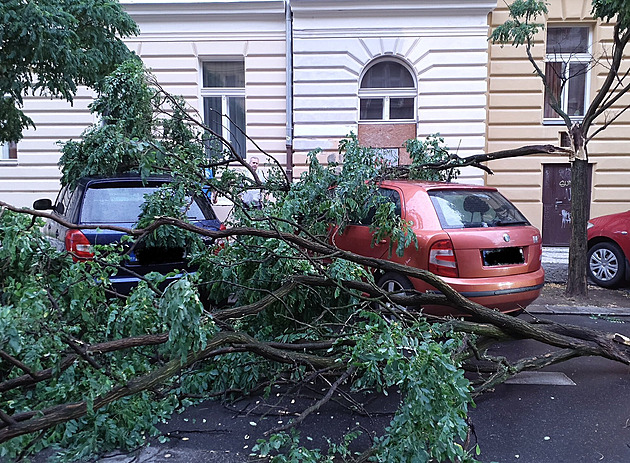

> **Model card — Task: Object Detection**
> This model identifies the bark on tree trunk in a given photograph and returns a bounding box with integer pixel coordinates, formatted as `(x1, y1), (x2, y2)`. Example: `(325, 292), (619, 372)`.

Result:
(566, 157), (589, 296)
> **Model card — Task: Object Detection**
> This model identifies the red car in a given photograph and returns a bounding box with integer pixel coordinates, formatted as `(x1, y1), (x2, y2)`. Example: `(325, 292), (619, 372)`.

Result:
(587, 210), (630, 288)
(330, 180), (545, 316)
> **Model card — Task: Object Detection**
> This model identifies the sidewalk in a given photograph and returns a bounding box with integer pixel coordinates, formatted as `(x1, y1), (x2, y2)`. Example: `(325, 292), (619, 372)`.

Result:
(541, 246), (569, 265)
(541, 246), (568, 284)
(534, 246), (630, 315)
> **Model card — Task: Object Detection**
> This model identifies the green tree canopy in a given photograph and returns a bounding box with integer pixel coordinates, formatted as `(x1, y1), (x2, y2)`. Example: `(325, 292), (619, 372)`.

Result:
(0, 0), (138, 143)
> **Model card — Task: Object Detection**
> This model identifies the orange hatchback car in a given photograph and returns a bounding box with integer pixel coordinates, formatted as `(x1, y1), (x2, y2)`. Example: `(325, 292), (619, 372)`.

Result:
(330, 180), (545, 315)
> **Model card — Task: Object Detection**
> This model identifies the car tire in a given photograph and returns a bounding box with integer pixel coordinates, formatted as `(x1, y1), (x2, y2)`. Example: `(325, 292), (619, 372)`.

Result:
(375, 272), (416, 315)
(588, 242), (626, 288)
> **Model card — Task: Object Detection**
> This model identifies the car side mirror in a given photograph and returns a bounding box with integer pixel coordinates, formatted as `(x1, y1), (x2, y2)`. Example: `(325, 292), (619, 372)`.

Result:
(33, 198), (54, 210)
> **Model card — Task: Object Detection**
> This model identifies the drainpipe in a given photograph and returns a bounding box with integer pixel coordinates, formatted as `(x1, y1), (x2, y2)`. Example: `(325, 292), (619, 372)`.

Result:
(285, 0), (294, 181)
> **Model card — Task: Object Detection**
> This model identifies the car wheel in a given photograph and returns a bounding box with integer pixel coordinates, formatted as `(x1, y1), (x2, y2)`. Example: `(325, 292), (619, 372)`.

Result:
(375, 272), (416, 316)
(588, 242), (626, 288)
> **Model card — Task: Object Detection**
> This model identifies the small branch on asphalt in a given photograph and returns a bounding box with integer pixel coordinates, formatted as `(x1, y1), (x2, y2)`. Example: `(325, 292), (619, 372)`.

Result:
(264, 366), (356, 436)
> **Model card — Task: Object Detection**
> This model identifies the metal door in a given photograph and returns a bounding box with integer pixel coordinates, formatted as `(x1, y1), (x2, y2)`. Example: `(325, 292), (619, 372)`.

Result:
(542, 163), (591, 246)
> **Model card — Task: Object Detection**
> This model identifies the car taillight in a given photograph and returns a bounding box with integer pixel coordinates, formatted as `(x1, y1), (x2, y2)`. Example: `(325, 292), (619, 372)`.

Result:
(65, 229), (94, 261)
(213, 223), (227, 253)
(428, 239), (458, 277)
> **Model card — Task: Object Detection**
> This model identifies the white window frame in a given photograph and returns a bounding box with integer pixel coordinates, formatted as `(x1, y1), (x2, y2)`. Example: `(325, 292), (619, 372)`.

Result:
(0, 141), (17, 162)
(359, 59), (417, 123)
(200, 59), (246, 158)
(544, 25), (592, 123)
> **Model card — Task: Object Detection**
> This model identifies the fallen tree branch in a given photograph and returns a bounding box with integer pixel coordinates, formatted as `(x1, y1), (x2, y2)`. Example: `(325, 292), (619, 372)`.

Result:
(5, 203), (630, 363)
(469, 348), (580, 395)
(0, 331), (340, 442)
(4, 200), (630, 451)
(382, 145), (573, 177)
(264, 366), (357, 436)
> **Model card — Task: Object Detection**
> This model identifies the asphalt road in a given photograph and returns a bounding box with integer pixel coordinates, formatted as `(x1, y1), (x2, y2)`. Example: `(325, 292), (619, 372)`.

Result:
(468, 314), (630, 463)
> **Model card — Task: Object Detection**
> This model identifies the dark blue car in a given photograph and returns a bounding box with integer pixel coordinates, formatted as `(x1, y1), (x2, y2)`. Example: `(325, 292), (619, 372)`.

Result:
(33, 174), (222, 294)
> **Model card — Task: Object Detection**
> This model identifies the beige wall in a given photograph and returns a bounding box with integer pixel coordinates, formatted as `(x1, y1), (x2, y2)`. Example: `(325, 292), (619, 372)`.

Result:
(487, 0), (630, 233)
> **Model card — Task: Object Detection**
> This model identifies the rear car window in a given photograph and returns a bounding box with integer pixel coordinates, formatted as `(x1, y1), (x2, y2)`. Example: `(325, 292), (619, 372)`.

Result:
(80, 186), (206, 224)
(428, 189), (529, 229)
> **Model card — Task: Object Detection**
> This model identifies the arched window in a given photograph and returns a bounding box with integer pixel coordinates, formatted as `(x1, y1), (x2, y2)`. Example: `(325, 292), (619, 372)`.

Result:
(359, 60), (416, 121)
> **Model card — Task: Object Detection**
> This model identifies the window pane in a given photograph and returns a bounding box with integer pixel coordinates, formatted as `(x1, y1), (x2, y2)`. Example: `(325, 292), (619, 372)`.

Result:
(567, 62), (587, 116)
(202, 61), (245, 88)
(547, 27), (589, 54)
(360, 98), (384, 120)
(82, 187), (159, 224)
(429, 190), (529, 229)
(203, 97), (224, 158)
(360, 61), (414, 88)
(360, 188), (401, 225)
(544, 62), (563, 118)
(0, 142), (17, 160)
(389, 98), (414, 119)
(203, 97), (223, 134)
(228, 96), (246, 158)
(8, 142), (16, 159)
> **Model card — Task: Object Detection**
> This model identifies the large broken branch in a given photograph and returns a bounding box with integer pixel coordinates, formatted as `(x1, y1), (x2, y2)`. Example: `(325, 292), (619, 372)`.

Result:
(383, 144), (573, 178)
(4, 202), (630, 449)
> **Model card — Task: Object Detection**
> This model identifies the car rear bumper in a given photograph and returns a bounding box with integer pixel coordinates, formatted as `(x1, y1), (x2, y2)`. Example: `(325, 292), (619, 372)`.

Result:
(413, 267), (545, 315)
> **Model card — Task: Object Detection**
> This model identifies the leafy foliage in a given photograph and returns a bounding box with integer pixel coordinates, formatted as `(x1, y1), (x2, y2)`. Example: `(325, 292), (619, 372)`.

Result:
(353, 316), (473, 463)
(404, 134), (460, 181)
(252, 429), (362, 462)
(1, 63), (477, 462)
(0, 0), (138, 143)
(58, 59), (157, 188)
(0, 210), (220, 460)
(592, 0), (630, 31)
(250, 315), (476, 463)
(489, 0), (548, 47)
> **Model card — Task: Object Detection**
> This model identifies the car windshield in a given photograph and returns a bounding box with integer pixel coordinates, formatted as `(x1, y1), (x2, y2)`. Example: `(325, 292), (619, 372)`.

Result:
(429, 189), (529, 229)
(80, 186), (205, 224)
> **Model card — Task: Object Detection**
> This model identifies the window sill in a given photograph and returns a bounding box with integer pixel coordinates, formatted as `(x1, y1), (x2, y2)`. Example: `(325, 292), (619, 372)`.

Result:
(542, 117), (584, 126)
(359, 120), (417, 124)
(0, 159), (18, 166)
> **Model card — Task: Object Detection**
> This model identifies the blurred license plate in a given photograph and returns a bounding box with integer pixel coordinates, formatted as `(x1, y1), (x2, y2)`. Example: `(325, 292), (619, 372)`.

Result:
(482, 247), (524, 266)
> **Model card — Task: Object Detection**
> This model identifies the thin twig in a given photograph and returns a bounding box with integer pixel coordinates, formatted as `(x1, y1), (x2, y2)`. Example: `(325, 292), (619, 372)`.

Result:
(264, 366), (356, 436)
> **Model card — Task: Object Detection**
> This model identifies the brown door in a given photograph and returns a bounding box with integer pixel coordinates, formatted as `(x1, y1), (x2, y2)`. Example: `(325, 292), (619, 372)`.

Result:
(542, 163), (592, 246)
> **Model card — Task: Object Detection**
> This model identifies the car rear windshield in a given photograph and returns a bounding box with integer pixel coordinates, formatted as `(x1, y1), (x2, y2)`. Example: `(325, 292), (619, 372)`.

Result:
(80, 186), (207, 224)
(428, 189), (530, 229)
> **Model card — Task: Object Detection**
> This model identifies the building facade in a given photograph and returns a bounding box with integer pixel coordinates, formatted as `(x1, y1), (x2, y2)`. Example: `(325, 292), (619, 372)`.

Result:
(486, 0), (630, 245)
(0, 0), (496, 208)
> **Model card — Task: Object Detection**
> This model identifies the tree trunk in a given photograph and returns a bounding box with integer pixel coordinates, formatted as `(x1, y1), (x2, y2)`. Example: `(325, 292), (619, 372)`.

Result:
(566, 157), (589, 296)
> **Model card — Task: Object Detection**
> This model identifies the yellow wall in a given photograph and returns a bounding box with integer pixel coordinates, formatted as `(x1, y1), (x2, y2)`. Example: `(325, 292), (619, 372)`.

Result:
(486, 0), (630, 232)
